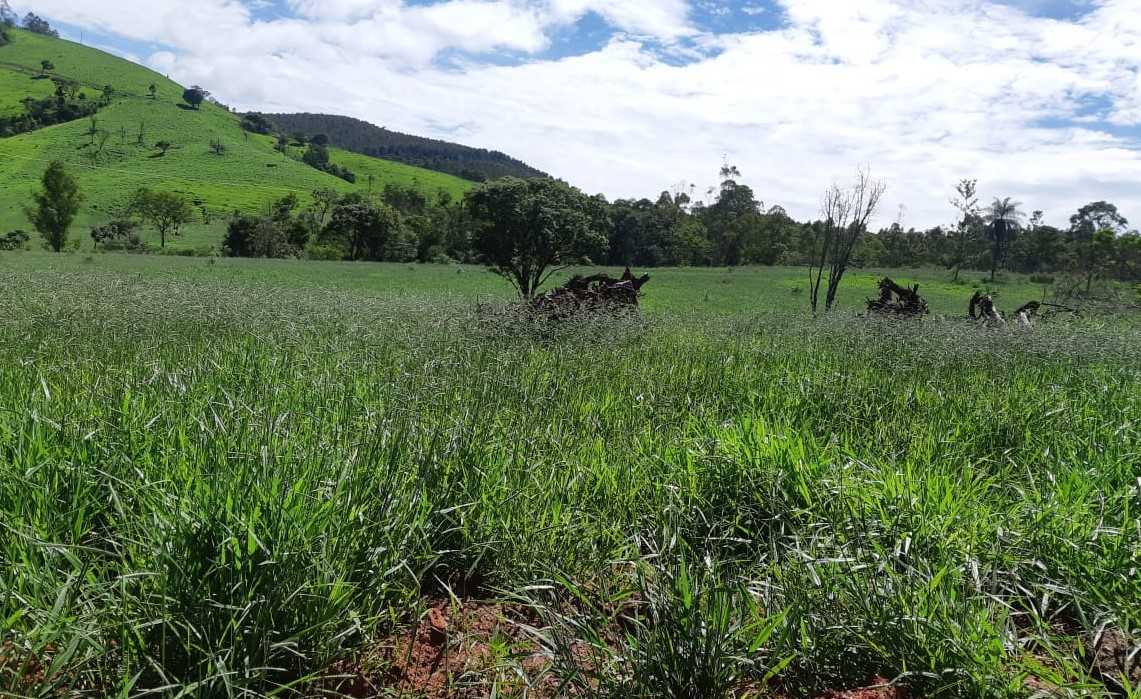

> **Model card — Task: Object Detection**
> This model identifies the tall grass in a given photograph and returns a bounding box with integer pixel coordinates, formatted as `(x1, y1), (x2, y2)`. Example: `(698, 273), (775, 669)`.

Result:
(0, 266), (1137, 697)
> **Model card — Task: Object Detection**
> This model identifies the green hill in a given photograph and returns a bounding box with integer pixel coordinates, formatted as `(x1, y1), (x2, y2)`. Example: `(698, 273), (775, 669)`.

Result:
(267, 112), (548, 182)
(0, 28), (473, 249)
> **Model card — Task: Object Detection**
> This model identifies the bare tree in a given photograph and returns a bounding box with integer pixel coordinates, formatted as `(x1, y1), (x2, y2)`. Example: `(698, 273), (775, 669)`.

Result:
(808, 167), (886, 315)
(86, 116), (99, 146)
(92, 130), (110, 161)
(948, 179), (980, 282)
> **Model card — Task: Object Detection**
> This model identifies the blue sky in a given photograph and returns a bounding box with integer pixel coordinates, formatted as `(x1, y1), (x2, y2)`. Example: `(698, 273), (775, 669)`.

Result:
(15, 0), (1141, 228)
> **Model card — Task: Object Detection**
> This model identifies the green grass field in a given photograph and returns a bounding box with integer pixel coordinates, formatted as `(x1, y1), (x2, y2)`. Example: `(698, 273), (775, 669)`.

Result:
(1, 253), (1137, 697)
(0, 29), (472, 246)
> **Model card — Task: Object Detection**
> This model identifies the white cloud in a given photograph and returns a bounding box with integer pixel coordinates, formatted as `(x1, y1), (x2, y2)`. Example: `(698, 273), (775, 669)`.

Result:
(26, 0), (1141, 228)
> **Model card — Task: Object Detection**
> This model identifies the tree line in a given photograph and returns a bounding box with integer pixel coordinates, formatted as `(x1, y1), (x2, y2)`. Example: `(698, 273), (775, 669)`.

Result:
(219, 163), (1139, 286)
(13, 160), (1140, 301)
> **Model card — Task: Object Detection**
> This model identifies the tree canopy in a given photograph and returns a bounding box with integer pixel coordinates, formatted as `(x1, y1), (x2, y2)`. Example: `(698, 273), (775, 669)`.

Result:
(21, 12), (57, 37)
(181, 86), (209, 110)
(130, 189), (193, 248)
(466, 177), (609, 299)
(25, 161), (83, 252)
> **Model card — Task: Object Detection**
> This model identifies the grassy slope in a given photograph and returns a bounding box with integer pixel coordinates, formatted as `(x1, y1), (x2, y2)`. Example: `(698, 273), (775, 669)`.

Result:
(0, 29), (472, 246)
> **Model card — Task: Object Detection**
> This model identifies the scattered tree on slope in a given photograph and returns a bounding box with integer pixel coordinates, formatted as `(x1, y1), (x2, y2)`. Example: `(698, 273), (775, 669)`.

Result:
(24, 161), (82, 252)
(130, 189), (193, 248)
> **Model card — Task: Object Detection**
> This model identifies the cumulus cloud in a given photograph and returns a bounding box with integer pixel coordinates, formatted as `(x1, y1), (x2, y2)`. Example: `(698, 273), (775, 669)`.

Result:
(25, 0), (1141, 227)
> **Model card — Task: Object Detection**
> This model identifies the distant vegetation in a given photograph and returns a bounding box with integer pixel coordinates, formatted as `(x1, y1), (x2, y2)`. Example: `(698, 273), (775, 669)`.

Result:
(0, 18), (1137, 302)
(0, 26), (474, 239)
(267, 112), (548, 182)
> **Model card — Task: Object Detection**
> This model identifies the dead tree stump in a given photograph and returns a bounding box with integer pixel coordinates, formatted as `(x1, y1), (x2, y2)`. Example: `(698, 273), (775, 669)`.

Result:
(866, 278), (928, 316)
(531, 267), (651, 318)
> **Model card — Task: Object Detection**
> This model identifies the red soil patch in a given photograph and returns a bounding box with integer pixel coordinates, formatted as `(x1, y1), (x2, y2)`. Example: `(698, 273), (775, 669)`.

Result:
(324, 599), (554, 698)
(816, 676), (909, 699)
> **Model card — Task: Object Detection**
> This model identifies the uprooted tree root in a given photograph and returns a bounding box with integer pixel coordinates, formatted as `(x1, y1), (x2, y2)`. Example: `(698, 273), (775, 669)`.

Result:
(531, 267), (651, 319)
(865, 278), (928, 317)
(969, 292), (1081, 326)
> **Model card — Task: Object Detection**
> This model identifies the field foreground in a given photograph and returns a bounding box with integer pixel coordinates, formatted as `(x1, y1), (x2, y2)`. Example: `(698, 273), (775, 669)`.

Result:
(0, 257), (1138, 697)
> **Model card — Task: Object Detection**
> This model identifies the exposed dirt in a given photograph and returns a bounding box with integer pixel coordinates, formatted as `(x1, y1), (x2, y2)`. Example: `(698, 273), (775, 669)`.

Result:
(322, 599), (554, 698)
(1089, 627), (1140, 693)
(319, 598), (925, 699)
(814, 676), (909, 699)
(0, 640), (52, 691)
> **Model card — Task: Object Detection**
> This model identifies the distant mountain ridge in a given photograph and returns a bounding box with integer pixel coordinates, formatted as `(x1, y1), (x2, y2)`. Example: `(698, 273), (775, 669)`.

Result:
(267, 113), (547, 183)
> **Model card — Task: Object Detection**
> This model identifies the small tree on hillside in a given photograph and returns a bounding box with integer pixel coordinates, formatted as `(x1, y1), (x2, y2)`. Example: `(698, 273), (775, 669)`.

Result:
(302, 142), (330, 169)
(181, 86), (209, 110)
(92, 130), (111, 161)
(148, 83), (157, 100)
(808, 167), (886, 314)
(465, 177), (608, 299)
(130, 189), (193, 248)
(22, 12), (58, 37)
(0, 1), (17, 28)
(86, 115), (99, 146)
(25, 161), (83, 252)
(40, 60), (54, 76)
(154, 140), (173, 156)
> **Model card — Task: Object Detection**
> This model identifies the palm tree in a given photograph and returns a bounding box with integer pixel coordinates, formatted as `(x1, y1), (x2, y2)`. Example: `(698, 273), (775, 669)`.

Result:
(985, 197), (1025, 281)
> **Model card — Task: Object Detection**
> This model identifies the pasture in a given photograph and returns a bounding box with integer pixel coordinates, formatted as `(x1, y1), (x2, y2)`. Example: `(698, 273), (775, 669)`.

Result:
(0, 254), (1137, 697)
(0, 29), (472, 234)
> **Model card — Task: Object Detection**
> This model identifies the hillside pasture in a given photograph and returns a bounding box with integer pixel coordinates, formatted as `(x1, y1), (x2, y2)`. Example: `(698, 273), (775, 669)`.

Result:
(0, 29), (472, 235)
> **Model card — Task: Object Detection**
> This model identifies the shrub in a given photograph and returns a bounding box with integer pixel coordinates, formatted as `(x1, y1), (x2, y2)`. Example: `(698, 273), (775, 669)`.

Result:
(91, 221), (141, 251)
(0, 229), (29, 250)
(22, 12), (57, 37)
(240, 112), (274, 135)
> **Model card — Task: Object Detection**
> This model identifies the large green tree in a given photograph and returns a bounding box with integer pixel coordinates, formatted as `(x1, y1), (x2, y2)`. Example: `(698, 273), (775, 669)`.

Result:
(181, 86), (209, 110)
(25, 161), (83, 252)
(465, 177), (608, 299)
(1069, 201), (1128, 294)
(321, 200), (403, 261)
(130, 189), (193, 248)
(701, 164), (760, 266)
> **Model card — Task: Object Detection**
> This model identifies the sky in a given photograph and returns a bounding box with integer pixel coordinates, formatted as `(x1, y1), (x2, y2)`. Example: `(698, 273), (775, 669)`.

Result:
(16, 0), (1141, 229)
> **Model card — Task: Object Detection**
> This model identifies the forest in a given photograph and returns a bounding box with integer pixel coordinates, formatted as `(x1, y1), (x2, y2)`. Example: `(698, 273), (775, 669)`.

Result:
(266, 112), (548, 182)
